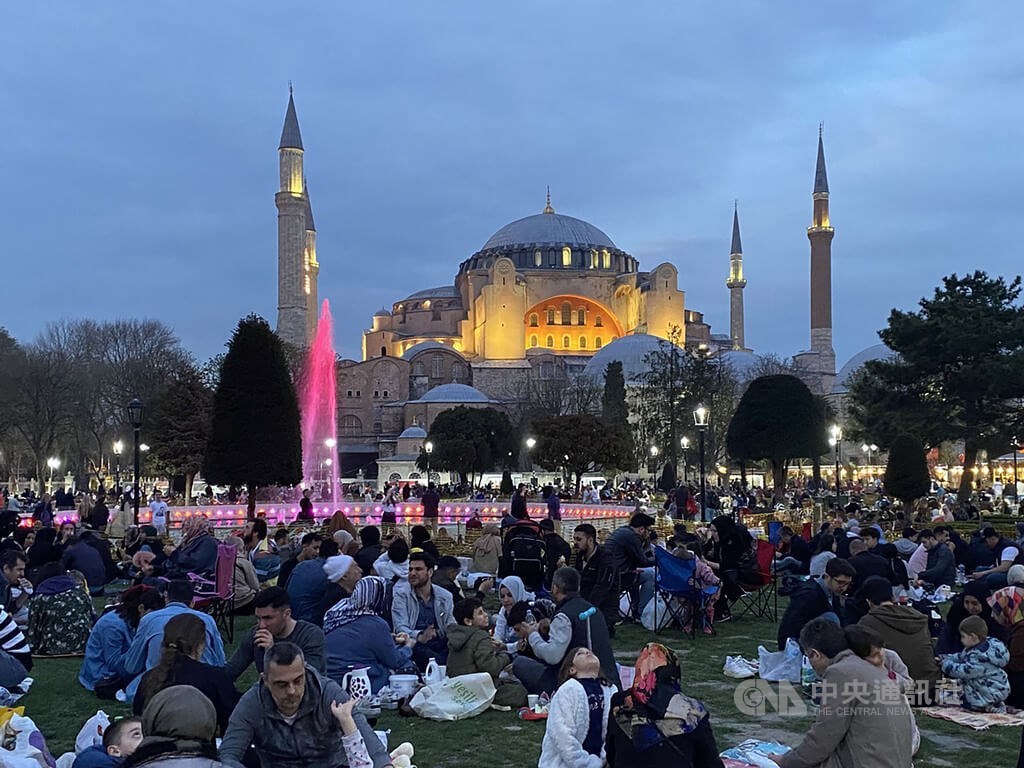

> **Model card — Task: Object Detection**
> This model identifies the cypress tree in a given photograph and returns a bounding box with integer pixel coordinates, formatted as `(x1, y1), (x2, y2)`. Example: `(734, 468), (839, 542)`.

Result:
(884, 433), (930, 511)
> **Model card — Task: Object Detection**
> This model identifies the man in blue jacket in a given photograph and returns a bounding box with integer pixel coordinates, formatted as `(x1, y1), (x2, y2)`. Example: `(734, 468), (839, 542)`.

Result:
(391, 551), (454, 669)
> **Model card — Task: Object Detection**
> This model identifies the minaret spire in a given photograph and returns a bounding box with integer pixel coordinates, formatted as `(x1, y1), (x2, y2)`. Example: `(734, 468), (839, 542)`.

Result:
(543, 186), (555, 214)
(726, 201), (747, 350)
(276, 88), (311, 347)
(279, 89), (304, 151)
(814, 123), (829, 195)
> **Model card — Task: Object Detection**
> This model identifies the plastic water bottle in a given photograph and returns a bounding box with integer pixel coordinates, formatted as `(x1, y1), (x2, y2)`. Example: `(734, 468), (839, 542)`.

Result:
(957, 564), (966, 585)
(801, 655), (816, 690)
(525, 609), (536, 625)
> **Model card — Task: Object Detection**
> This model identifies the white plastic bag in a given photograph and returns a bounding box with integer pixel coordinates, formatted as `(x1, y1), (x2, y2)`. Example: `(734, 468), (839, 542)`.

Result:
(409, 672), (496, 721)
(1, 713), (55, 768)
(74, 710), (110, 753)
(641, 595), (673, 631)
(758, 638), (802, 682)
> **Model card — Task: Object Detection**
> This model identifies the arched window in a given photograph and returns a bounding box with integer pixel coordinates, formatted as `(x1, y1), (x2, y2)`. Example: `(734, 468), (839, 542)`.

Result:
(577, 308), (585, 325)
(534, 250), (542, 267)
(595, 315), (603, 328)
(595, 337), (603, 349)
(590, 249), (598, 269)
(602, 249), (610, 269)
(561, 302), (571, 325)
(380, 346), (387, 357)
(562, 247), (572, 267)
(431, 355), (442, 379)
(408, 472), (421, 480)
(562, 335), (570, 349)
(389, 472), (402, 482)
(546, 308), (555, 325)
(413, 362), (425, 376)
(529, 313), (539, 327)
(579, 336), (587, 349)
(340, 415), (362, 436)
(548, 250), (556, 267)
(529, 334), (538, 348)
(546, 335), (554, 347)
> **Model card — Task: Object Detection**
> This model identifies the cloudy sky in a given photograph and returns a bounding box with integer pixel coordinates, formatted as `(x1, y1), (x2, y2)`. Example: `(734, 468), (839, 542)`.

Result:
(3, 3), (1021, 366)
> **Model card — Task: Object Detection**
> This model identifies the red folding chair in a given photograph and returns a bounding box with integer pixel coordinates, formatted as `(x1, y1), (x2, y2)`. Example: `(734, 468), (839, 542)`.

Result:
(193, 543), (237, 642)
(732, 538), (778, 622)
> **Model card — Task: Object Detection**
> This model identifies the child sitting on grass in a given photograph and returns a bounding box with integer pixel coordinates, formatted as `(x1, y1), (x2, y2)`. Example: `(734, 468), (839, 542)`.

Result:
(446, 597), (527, 707)
(72, 716), (143, 768)
(538, 647), (616, 768)
(939, 615), (1011, 712)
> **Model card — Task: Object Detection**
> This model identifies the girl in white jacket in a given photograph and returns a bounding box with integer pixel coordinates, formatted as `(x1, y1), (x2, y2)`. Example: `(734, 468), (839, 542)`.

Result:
(538, 647), (616, 768)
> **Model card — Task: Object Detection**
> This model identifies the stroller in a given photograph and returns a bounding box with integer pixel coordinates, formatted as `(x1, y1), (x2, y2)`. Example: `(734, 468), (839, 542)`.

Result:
(501, 522), (547, 592)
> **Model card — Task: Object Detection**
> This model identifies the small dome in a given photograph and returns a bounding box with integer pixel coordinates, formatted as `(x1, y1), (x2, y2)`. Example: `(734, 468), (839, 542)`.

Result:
(402, 341), (456, 360)
(832, 344), (895, 394)
(399, 426), (427, 439)
(415, 383), (492, 403)
(482, 212), (616, 251)
(582, 333), (671, 382)
(717, 349), (761, 382)
(373, 307), (391, 317)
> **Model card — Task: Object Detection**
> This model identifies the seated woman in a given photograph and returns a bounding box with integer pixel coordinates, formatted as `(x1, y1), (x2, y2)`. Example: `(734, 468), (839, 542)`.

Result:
(79, 585), (165, 696)
(936, 580), (1002, 654)
(606, 642), (724, 768)
(410, 525), (440, 559)
(223, 535), (260, 614)
(471, 524), (502, 575)
(126, 685), (225, 768)
(493, 575), (534, 654)
(27, 569), (95, 655)
(324, 575), (416, 693)
(704, 516), (758, 620)
(332, 530), (360, 557)
(373, 538), (410, 584)
(133, 614), (239, 735)
(164, 516), (218, 578)
(26, 527), (62, 584)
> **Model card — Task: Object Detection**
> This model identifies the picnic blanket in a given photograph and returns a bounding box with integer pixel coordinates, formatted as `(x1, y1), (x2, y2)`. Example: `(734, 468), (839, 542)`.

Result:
(919, 706), (1024, 730)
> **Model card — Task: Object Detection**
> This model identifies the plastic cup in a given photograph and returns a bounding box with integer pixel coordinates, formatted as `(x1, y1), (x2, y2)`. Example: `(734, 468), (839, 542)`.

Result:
(528, 694), (539, 710)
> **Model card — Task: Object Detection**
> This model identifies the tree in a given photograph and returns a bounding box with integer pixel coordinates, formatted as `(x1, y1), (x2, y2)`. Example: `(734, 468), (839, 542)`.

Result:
(726, 375), (828, 502)
(419, 407), (516, 487)
(204, 315), (302, 517)
(149, 370), (214, 504)
(884, 434), (931, 510)
(848, 271), (1024, 501)
(530, 414), (632, 495)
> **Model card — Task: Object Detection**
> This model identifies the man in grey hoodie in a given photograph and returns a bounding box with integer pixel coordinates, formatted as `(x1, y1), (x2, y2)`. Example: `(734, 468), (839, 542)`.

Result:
(220, 642), (392, 768)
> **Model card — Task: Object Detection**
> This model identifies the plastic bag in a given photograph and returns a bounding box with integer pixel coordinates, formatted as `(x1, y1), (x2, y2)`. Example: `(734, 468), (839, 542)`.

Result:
(758, 638), (802, 682)
(1, 713), (56, 768)
(74, 711), (110, 754)
(641, 595), (673, 631)
(409, 672), (496, 721)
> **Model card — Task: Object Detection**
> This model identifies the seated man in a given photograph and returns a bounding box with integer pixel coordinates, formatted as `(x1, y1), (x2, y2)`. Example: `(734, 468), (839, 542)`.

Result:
(857, 575), (940, 701)
(278, 531), (322, 588)
(772, 526), (811, 575)
(916, 528), (956, 588)
(776, 558), (855, 650)
(775, 618), (913, 768)
(122, 579), (226, 700)
(225, 586), (325, 681)
(391, 551), (455, 669)
(315, 553), (363, 627)
(446, 597), (527, 708)
(970, 527), (1019, 589)
(848, 538), (893, 592)
(0, 551), (32, 620)
(571, 524), (618, 635)
(511, 567), (619, 696)
(354, 526), (383, 577)
(286, 539), (337, 624)
(220, 642), (392, 768)
(601, 512), (657, 618)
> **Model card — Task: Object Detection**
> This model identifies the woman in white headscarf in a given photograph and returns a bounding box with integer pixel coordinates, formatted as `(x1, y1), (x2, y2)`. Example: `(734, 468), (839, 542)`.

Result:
(493, 576), (535, 653)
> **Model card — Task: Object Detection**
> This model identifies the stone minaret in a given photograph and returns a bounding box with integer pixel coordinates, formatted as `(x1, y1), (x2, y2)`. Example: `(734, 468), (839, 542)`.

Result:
(304, 180), (319, 342)
(807, 125), (836, 387)
(726, 202), (746, 350)
(276, 88), (311, 347)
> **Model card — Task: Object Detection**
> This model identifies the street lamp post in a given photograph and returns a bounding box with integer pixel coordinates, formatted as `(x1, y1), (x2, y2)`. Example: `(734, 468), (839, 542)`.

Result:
(693, 405), (709, 522)
(860, 443), (877, 480)
(424, 441), (433, 481)
(680, 437), (690, 483)
(649, 445), (659, 481)
(112, 440), (123, 493)
(829, 424), (843, 500)
(1012, 437), (1020, 502)
(46, 457), (60, 495)
(128, 397), (144, 526)
(525, 437), (536, 472)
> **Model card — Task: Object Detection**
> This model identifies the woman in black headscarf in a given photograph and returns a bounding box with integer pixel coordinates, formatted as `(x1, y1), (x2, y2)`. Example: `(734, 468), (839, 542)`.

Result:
(704, 515), (757, 617)
(936, 580), (1002, 654)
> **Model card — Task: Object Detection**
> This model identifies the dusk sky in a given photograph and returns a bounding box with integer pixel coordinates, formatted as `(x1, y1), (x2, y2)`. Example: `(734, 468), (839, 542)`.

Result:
(3, 3), (1021, 367)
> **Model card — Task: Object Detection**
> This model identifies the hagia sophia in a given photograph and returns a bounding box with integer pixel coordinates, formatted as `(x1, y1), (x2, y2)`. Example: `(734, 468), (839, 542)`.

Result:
(273, 92), (859, 481)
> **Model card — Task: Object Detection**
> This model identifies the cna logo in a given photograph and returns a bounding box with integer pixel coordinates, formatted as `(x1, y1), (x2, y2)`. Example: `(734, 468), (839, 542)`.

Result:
(733, 679), (809, 716)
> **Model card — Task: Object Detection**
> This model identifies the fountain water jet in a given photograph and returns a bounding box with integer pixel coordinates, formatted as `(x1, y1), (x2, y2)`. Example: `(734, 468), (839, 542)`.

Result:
(300, 300), (339, 508)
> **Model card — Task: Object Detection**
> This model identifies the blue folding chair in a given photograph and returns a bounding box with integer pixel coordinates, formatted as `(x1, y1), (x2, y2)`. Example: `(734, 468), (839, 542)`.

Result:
(653, 547), (718, 640)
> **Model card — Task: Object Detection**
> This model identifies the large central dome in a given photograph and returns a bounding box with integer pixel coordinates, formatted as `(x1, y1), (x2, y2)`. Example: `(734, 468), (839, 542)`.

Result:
(482, 212), (616, 251)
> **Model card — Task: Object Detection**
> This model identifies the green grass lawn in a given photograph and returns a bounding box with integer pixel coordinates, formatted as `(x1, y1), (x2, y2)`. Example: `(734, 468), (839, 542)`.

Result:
(23, 601), (1022, 767)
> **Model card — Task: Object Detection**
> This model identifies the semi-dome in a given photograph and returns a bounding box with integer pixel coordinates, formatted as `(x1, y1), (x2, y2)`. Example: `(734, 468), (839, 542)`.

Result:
(414, 383), (492, 403)
(403, 285), (460, 301)
(832, 344), (895, 394)
(481, 212), (616, 251)
(398, 425), (427, 439)
(582, 333), (671, 382)
(401, 341), (454, 360)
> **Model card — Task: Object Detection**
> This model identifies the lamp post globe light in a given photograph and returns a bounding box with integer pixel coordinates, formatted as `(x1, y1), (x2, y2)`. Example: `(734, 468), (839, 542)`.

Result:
(46, 457), (60, 494)
(680, 436), (690, 483)
(128, 397), (144, 526)
(693, 405), (709, 522)
(649, 445), (659, 480)
(424, 441), (433, 480)
(525, 437), (536, 472)
(829, 424), (843, 500)
(112, 440), (124, 491)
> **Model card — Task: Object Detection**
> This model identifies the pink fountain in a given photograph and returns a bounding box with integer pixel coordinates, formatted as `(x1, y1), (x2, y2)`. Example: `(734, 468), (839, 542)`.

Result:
(300, 300), (339, 508)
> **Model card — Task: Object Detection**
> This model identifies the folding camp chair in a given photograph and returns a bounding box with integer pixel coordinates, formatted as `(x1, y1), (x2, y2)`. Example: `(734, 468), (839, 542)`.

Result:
(733, 538), (778, 622)
(653, 547), (719, 639)
(193, 543), (237, 642)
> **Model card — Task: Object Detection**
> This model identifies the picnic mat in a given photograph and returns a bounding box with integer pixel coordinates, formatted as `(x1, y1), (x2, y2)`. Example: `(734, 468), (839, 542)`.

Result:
(919, 706), (1024, 730)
